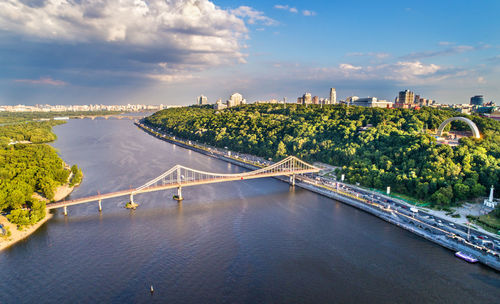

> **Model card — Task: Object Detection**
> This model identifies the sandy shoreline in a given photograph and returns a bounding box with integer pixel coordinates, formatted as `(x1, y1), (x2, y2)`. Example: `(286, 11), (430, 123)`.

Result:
(0, 209), (53, 251)
(33, 181), (77, 203)
(0, 181), (78, 252)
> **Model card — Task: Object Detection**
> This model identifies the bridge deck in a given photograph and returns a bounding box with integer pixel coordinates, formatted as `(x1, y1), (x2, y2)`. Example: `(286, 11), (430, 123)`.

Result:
(47, 169), (318, 209)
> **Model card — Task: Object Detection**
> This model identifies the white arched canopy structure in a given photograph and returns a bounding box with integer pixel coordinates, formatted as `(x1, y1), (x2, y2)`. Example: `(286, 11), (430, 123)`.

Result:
(437, 117), (480, 139)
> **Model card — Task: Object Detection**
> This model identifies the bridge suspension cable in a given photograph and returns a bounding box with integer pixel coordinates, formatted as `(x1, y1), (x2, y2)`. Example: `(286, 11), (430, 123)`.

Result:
(134, 156), (317, 192)
(47, 156), (319, 212)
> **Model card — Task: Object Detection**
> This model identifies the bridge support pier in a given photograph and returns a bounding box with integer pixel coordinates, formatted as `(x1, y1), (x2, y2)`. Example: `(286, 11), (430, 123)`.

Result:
(125, 194), (138, 209)
(174, 186), (183, 201)
(63, 206), (68, 216)
(98, 200), (102, 212)
(290, 174), (295, 186)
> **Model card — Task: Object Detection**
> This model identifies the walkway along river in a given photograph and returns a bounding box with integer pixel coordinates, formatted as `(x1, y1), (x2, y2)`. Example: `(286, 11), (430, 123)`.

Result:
(136, 121), (500, 271)
(0, 119), (498, 303)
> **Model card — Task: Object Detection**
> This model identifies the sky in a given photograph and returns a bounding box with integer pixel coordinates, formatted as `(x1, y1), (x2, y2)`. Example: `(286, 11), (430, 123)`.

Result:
(0, 0), (499, 106)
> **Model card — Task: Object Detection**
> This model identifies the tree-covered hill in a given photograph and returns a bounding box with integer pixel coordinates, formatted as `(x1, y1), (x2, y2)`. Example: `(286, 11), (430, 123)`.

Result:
(0, 110), (121, 124)
(145, 104), (500, 207)
(0, 120), (64, 145)
(0, 120), (81, 226)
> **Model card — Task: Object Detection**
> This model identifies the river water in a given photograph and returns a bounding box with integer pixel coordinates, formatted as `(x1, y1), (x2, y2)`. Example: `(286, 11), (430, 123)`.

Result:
(0, 119), (498, 303)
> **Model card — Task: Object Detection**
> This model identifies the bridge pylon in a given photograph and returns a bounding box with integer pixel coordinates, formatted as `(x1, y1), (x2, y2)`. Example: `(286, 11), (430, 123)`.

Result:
(126, 193), (139, 209)
(174, 186), (183, 201)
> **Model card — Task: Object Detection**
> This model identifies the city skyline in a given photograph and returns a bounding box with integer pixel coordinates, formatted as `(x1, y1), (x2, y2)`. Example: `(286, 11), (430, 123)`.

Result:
(0, 0), (499, 105)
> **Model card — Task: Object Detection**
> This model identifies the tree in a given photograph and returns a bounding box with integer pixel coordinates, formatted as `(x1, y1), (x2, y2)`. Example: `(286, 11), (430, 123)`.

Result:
(276, 141), (287, 158)
(431, 186), (453, 206)
(453, 183), (470, 201)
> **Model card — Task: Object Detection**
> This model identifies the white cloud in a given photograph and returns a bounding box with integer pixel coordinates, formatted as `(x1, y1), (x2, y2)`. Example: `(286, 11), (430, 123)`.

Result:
(302, 10), (316, 16)
(339, 63), (362, 71)
(147, 74), (195, 83)
(299, 60), (445, 84)
(231, 6), (277, 26)
(438, 41), (454, 46)
(402, 45), (481, 59)
(347, 52), (390, 59)
(0, 0), (250, 76)
(14, 77), (67, 86)
(274, 4), (298, 13)
(393, 61), (440, 76)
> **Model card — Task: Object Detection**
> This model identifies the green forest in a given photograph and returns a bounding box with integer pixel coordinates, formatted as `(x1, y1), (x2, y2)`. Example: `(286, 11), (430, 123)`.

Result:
(0, 120), (64, 145)
(145, 104), (500, 209)
(0, 110), (120, 124)
(0, 118), (82, 227)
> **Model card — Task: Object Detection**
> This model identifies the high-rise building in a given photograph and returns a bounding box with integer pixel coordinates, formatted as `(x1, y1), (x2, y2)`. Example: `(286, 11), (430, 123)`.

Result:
(398, 90), (415, 104)
(470, 95), (484, 106)
(226, 93), (243, 107)
(197, 95), (208, 105)
(329, 88), (336, 104)
(304, 92), (312, 104)
(312, 96), (319, 104)
(297, 92), (312, 104)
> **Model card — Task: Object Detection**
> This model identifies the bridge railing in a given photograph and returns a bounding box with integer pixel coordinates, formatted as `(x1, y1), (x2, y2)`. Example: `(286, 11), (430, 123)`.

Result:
(134, 156), (319, 192)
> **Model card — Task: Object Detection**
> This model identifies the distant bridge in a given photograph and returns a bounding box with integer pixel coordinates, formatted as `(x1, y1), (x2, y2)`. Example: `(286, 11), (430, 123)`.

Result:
(71, 114), (146, 120)
(47, 156), (320, 215)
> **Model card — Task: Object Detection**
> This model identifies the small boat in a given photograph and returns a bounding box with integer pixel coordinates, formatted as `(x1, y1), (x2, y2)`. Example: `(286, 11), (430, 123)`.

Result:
(455, 251), (478, 263)
(150, 285), (154, 293)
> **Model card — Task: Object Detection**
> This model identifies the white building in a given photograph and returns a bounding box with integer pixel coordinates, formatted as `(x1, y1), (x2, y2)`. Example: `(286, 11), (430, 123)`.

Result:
(227, 93), (243, 107)
(197, 95), (208, 105)
(345, 96), (359, 105)
(214, 99), (227, 110)
(352, 97), (393, 108)
(329, 88), (337, 104)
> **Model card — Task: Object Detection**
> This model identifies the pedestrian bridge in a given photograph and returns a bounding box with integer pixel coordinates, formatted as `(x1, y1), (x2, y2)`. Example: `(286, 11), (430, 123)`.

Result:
(47, 156), (320, 214)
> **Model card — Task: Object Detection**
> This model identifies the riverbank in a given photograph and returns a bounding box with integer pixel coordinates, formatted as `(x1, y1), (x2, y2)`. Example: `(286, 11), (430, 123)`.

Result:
(1, 171), (80, 252)
(32, 180), (78, 203)
(136, 122), (500, 271)
(0, 209), (53, 251)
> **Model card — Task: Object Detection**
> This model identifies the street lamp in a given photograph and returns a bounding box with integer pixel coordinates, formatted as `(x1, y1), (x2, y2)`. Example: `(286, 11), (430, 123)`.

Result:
(466, 221), (471, 241)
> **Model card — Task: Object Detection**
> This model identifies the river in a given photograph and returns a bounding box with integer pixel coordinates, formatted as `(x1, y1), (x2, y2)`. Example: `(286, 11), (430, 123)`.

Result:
(0, 119), (498, 303)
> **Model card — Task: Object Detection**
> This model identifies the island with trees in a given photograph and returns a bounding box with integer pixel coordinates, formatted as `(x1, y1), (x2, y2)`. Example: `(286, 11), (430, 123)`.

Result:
(144, 104), (500, 230)
(0, 115), (85, 249)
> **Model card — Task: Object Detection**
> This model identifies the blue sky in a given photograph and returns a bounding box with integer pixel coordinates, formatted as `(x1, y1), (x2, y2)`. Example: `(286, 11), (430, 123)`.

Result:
(0, 0), (499, 105)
